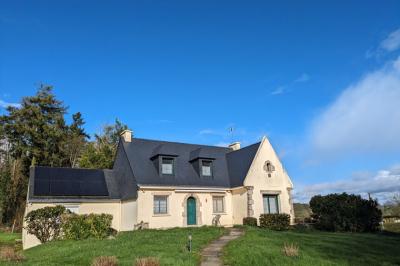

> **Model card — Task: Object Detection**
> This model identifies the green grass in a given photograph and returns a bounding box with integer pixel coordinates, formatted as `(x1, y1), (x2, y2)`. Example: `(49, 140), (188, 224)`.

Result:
(223, 227), (400, 266)
(0, 231), (20, 246)
(3, 227), (225, 266)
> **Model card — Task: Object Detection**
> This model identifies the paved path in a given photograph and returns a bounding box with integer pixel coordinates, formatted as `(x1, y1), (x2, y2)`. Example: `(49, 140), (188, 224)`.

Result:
(200, 228), (244, 266)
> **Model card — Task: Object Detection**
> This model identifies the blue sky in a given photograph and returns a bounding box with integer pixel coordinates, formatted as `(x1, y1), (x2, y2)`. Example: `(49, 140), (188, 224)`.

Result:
(1, 1), (400, 203)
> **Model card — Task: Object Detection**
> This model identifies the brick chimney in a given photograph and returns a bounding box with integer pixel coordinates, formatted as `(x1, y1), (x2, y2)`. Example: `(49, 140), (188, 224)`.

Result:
(229, 141), (241, 151)
(120, 130), (133, 143)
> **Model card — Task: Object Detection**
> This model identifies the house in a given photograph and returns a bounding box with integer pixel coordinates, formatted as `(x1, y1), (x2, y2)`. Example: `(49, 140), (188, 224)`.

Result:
(23, 130), (294, 249)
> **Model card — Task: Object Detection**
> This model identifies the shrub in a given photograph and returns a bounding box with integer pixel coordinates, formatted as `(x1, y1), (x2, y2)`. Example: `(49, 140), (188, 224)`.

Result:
(259, 214), (290, 230)
(310, 193), (382, 232)
(282, 243), (299, 257)
(0, 246), (25, 262)
(135, 257), (160, 266)
(91, 256), (118, 266)
(243, 217), (258, 226)
(24, 205), (67, 243)
(63, 213), (113, 240)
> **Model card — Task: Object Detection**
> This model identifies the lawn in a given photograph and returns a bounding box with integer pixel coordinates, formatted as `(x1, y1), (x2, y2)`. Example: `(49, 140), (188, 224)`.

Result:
(0, 232), (20, 247)
(1, 227), (225, 266)
(223, 227), (400, 266)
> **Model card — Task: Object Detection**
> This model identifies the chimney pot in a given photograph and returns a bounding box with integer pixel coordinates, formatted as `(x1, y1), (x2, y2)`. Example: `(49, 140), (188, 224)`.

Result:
(120, 130), (133, 142)
(229, 142), (241, 150)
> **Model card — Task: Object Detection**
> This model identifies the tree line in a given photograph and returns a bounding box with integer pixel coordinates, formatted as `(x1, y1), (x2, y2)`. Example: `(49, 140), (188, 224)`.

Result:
(0, 85), (128, 228)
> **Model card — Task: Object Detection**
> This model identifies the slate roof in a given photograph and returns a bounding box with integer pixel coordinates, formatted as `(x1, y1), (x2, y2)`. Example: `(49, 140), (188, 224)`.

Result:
(29, 137), (261, 201)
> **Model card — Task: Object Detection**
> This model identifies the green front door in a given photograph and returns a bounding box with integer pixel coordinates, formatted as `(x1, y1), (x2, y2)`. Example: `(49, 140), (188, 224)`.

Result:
(187, 197), (196, 225)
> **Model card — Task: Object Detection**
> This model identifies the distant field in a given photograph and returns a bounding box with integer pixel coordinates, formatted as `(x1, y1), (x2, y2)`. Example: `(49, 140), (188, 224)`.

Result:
(223, 227), (400, 266)
(384, 223), (400, 233)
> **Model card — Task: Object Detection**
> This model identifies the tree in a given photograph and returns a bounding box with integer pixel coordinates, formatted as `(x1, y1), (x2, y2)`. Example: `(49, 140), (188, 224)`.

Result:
(310, 193), (382, 232)
(63, 112), (89, 167)
(0, 85), (88, 225)
(79, 119), (128, 169)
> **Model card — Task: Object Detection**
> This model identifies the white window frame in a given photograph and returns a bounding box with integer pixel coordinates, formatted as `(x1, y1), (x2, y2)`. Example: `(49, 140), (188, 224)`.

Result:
(212, 196), (225, 213)
(153, 195), (168, 214)
(161, 157), (174, 175)
(201, 160), (212, 177)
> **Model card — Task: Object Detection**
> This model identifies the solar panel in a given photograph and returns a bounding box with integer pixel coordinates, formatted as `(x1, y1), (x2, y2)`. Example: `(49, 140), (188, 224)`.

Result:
(33, 167), (109, 197)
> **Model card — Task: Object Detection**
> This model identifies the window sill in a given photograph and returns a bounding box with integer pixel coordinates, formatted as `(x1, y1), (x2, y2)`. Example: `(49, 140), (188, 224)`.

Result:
(213, 212), (227, 215)
(152, 214), (171, 217)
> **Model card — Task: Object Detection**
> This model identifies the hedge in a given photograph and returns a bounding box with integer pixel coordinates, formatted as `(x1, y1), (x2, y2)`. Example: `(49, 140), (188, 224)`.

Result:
(243, 217), (258, 226)
(62, 213), (113, 240)
(259, 213), (290, 230)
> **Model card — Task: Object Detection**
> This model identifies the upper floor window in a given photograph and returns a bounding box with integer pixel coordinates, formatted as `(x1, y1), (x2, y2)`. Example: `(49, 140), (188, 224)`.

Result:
(161, 157), (174, 175)
(201, 160), (212, 177)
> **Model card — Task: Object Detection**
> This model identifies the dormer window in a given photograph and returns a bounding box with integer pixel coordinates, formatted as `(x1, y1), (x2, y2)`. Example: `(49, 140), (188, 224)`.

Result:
(201, 160), (212, 177)
(161, 157), (174, 175)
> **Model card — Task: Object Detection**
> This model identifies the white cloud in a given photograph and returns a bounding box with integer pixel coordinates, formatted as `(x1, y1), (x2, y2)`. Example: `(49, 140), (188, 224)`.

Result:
(311, 56), (400, 155)
(380, 28), (400, 52)
(271, 86), (286, 95)
(271, 73), (310, 95)
(294, 165), (400, 203)
(199, 129), (216, 135)
(0, 99), (21, 109)
(294, 73), (310, 83)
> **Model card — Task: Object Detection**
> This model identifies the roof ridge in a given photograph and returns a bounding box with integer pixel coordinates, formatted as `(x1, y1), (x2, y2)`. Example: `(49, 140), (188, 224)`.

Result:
(131, 137), (232, 149)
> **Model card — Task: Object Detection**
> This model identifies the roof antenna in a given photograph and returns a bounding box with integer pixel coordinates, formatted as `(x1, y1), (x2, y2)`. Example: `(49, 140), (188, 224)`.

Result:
(229, 126), (235, 143)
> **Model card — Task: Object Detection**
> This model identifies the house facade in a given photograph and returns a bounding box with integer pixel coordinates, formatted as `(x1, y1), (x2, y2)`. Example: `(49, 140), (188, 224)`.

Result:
(23, 130), (294, 249)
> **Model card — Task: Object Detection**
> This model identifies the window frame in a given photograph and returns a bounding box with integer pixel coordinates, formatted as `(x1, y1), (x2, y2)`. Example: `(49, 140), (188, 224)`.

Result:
(263, 194), (279, 214)
(153, 195), (168, 215)
(201, 159), (213, 177)
(160, 156), (175, 176)
(212, 196), (225, 213)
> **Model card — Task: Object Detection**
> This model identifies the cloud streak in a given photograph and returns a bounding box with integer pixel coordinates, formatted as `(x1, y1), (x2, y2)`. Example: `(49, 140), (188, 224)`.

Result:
(310, 56), (400, 155)
(294, 165), (400, 203)
(380, 28), (400, 52)
(0, 99), (21, 109)
(271, 73), (310, 95)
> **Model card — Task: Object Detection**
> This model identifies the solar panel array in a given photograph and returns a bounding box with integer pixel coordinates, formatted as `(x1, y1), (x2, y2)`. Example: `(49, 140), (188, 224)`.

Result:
(33, 167), (109, 197)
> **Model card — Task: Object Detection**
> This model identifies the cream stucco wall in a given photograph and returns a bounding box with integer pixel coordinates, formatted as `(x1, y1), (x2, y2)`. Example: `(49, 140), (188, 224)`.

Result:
(231, 187), (248, 224)
(120, 200), (137, 231)
(136, 188), (234, 228)
(243, 137), (294, 223)
(23, 201), (123, 250)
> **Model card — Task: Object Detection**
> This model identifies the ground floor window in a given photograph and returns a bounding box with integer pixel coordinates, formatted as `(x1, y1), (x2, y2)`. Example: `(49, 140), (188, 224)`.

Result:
(263, 194), (279, 214)
(154, 195), (168, 214)
(213, 196), (224, 213)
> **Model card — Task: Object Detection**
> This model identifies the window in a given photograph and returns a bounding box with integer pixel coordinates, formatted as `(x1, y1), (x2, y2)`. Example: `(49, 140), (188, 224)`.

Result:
(161, 157), (174, 175)
(263, 195), (279, 214)
(154, 195), (168, 214)
(213, 196), (224, 213)
(201, 160), (212, 176)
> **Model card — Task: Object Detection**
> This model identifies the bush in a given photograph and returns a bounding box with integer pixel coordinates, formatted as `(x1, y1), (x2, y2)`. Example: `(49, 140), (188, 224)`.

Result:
(259, 214), (290, 230)
(91, 256), (118, 266)
(135, 257), (160, 266)
(310, 193), (382, 232)
(62, 213), (113, 240)
(243, 217), (258, 226)
(25, 205), (67, 243)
